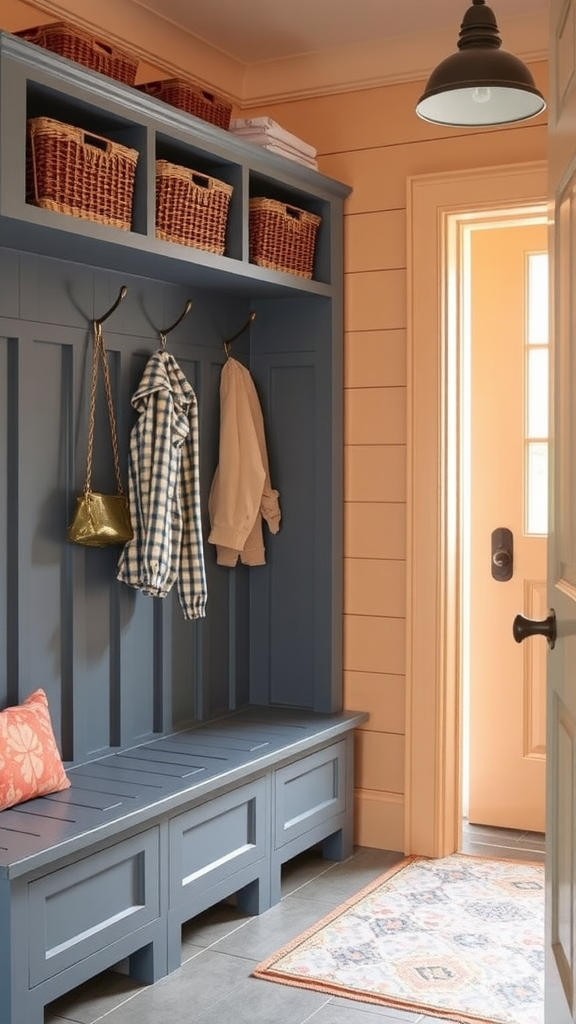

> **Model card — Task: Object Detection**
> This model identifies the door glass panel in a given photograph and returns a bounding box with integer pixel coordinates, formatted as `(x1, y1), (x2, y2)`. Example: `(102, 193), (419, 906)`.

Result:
(525, 252), (549, 536)
(528, 252), (548, 344)
(527, 348), (549, 437)
(527, 442), (549, 535)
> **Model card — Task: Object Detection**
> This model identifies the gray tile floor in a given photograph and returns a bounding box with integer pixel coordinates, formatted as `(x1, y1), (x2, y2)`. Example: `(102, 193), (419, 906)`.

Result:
(45, 823), (545, 1024)
(461, 819), (546, 862)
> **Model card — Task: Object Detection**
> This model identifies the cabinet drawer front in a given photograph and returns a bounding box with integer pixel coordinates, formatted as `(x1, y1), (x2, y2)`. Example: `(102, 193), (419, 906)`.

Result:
(169, 780), (266, 907)
(28, 829), (160, 985)
(274, 741), (346, 848)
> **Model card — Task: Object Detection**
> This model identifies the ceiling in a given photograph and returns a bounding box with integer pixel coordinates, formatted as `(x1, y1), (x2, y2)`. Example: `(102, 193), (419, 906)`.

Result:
(131, 0), (550, 65)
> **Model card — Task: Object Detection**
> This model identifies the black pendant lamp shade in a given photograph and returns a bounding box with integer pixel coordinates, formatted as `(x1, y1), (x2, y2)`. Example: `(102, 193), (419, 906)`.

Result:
(415, 0), (546, 127)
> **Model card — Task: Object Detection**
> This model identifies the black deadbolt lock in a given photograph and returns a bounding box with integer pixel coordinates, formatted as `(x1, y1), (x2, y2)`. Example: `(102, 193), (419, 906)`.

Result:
(491, 527), (513, 582)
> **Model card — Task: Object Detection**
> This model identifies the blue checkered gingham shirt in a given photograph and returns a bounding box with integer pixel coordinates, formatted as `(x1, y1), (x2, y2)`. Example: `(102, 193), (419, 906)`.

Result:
(117, 349), (207, 619)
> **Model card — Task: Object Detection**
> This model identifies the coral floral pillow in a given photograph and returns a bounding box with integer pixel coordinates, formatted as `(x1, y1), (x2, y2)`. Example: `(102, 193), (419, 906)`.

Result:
(0, 689), (70, 811)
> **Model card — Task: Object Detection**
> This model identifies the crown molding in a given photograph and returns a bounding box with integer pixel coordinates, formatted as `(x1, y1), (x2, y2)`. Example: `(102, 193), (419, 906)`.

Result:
(8, 0), (548, 107)
(9, 0), (245, 98)
(240, 11), (549, 105)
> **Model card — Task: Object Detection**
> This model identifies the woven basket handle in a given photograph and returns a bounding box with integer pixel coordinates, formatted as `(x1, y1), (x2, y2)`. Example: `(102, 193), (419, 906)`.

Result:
(83, 131), (114, 154)
(83, 321), (125, 497)
(285, 205), (303, 221)
(92, 38), (114, 57)
(190, 172), (211, 189)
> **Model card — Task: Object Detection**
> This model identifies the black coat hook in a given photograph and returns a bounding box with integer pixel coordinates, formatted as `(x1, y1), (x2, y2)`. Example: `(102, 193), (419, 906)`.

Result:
(160, 299), (193, 350)
(223, 311), (256, 357)
(93, 286), (128, 328)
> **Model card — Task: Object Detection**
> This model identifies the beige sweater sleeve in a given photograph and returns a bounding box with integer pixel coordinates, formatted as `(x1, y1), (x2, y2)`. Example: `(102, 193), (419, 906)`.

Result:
(208, 358), (270, 561)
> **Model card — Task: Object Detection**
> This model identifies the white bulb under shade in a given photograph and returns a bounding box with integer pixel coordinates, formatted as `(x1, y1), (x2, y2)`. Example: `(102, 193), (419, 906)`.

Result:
(415, 0), (546, 128)
(416, 83), (546, 126)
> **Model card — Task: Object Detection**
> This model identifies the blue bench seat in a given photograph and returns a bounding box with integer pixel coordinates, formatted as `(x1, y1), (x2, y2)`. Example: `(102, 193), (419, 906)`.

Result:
(0, 706), (366, 1024)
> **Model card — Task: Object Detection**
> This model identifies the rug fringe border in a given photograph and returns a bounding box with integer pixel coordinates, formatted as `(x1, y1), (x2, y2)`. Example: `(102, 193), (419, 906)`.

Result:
(251, 852), (544, 1024)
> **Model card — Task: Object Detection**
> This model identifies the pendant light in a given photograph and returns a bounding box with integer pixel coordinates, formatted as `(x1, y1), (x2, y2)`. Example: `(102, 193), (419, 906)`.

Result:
(415, 0), (546, 127)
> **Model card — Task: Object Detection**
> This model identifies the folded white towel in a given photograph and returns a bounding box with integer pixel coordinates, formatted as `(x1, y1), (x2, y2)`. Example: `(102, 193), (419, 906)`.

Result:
(233, 133), (318, 169)
(230, 117), (317, 159)
(257, 142), (318, 170)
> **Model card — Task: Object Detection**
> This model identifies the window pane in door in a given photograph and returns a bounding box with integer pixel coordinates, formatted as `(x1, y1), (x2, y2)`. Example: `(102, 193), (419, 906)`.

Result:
(527, 252), (548, 345)
(525, 252), (549, 536)
(527, 348), (549, 438)
(526, 442), (548, 535)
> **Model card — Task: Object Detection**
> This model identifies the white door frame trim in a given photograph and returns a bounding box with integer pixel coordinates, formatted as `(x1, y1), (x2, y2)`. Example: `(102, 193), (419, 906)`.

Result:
(405, 161), (547, 857)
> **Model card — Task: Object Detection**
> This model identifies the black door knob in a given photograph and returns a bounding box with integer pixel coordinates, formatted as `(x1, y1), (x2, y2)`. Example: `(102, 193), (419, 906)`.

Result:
(512, 609), (557, 649)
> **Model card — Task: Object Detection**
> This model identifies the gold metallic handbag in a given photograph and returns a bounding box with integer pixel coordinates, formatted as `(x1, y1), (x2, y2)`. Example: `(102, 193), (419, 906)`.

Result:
(68, 322), (133, 547)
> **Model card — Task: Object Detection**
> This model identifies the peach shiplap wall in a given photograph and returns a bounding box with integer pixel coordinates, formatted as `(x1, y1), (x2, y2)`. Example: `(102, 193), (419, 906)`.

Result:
(247, 73), (547, 851)
(0, 0), (548, 851)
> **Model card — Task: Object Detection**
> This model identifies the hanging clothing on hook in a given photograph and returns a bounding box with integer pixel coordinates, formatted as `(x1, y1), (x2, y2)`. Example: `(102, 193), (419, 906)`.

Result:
(208, 356), (281, 566)
(117, 348), (207, 619)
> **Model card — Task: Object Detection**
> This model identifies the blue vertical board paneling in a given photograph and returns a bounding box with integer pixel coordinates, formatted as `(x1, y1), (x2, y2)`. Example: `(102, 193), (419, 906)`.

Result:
(23, 256), (93, 329)
(115, 344), (160, 747)
(0, 249), (240, 761)
(0, 250), (345, 757)
(268, 361), (317, 707)
(0, 234), (344, 755)
(0, 250), (20, 319)
(20, 332), (75, 752)
(192, 344), (252, 722)
(248, 298), (341, 712)
(0, 331), (9, 710)
(230, 569), (251, 711)
(5, 334), (20, 705)
(192, 356), (229, 722)
(164, 336), (206, 729)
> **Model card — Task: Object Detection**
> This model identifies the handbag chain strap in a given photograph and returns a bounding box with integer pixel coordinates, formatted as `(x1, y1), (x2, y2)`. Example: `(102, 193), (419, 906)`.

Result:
(84, 321), (125, 497)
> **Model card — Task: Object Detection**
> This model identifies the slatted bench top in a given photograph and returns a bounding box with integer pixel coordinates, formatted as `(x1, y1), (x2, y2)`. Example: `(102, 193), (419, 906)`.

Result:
(0, 706), (367, 879)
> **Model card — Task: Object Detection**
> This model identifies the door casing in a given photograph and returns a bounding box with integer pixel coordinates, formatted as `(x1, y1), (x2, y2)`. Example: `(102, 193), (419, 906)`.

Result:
(466, 218), (547, 833)
(406, 161), (547, 857)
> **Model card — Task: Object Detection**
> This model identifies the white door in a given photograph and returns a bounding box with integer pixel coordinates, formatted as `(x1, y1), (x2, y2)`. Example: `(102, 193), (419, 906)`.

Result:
(530, 1), (576, 1019)
(467, 221), (547, 833)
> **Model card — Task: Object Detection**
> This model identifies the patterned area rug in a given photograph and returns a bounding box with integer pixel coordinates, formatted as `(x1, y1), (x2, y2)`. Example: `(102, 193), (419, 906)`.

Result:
(253, 853), (544, 1024)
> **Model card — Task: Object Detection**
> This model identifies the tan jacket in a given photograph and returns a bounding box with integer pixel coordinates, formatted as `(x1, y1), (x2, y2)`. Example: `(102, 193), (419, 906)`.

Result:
(208, 357), (281, 566)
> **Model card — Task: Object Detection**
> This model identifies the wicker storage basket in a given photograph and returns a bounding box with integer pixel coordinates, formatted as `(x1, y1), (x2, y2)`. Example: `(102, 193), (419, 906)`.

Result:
(17, 22), (138, 85)
(139, 79), (232, 130)
(249, 198), (321, 278)
(156, 160), (233, 253)
(27, 117), (139, 230)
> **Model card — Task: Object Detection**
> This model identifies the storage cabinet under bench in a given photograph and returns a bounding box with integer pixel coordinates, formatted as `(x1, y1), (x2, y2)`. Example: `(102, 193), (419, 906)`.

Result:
(0, 708), (366, 1024)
